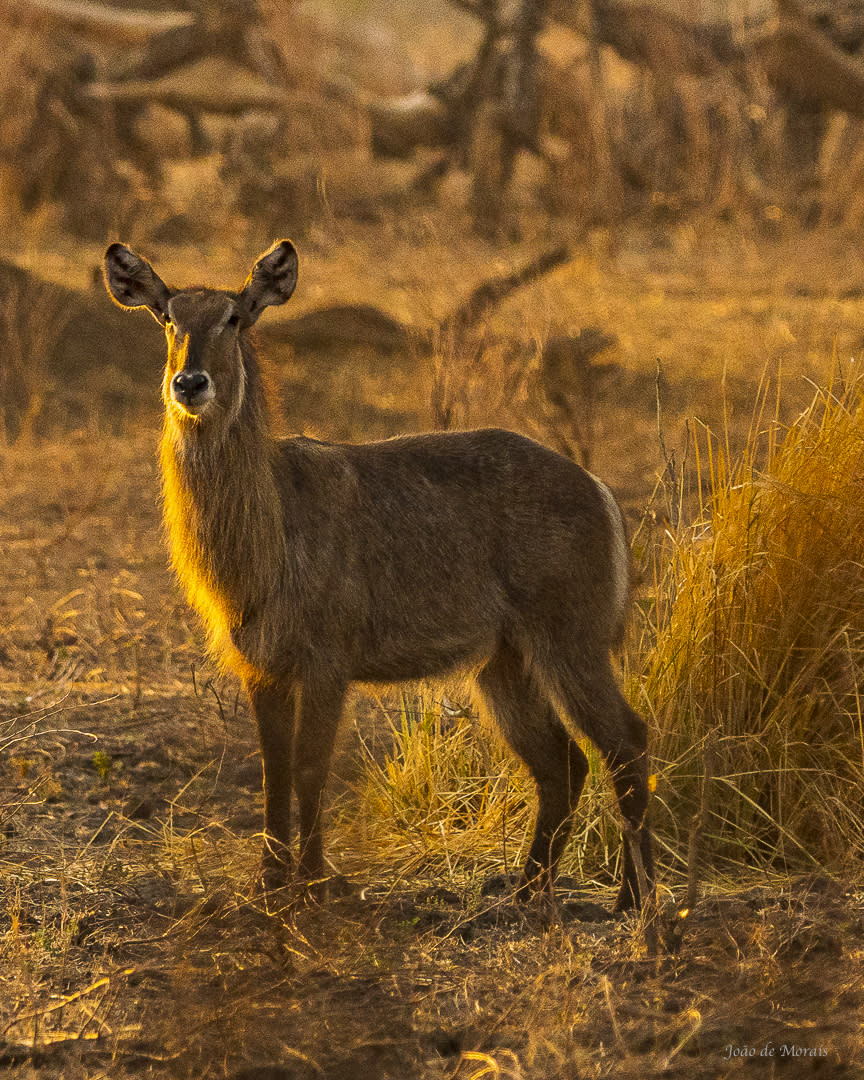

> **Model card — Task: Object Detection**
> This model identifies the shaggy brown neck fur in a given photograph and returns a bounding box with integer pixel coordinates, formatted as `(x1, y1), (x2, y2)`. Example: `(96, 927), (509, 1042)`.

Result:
(159, 334), (289, 678)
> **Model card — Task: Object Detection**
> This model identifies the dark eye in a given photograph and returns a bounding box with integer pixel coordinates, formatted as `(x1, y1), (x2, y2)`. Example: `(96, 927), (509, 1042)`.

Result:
(227, 313), (240, 328)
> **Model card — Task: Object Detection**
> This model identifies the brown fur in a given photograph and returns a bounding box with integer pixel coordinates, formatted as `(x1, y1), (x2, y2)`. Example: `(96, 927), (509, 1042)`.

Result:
(103, 240), (653, 910)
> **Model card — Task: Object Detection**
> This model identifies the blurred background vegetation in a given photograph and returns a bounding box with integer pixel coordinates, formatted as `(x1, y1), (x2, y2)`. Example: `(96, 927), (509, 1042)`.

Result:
(6, 0), (864, 436)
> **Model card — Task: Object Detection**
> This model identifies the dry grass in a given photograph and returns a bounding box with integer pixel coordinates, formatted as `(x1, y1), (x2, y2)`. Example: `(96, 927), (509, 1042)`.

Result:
(638, 365), (864, 881)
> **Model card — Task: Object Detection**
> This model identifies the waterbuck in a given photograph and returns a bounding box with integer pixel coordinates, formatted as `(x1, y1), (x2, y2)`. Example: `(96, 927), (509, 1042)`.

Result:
(103, 240), (653, 911)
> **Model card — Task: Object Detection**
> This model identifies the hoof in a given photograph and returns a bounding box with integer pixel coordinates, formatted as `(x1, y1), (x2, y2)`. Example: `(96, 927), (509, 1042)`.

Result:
(257, 842), (293, 897)
(324, 872), (355, 898)
(300, 872), (354, 903)
(613, 883), (642, 913)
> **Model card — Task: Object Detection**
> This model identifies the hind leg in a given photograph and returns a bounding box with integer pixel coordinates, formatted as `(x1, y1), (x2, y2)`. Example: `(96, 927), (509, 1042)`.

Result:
(604, 704), (653, 911)
(478, 643), (589, 896)
(549, 655), (653, 911)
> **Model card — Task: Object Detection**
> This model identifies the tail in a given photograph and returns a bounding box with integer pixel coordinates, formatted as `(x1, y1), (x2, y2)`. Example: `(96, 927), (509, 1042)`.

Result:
(591, 475), (631, 649)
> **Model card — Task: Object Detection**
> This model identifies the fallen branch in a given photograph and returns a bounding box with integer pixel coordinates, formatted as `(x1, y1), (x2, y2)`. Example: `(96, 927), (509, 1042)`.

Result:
(10, 0), (194, 45)
(269, 245), (572, 352)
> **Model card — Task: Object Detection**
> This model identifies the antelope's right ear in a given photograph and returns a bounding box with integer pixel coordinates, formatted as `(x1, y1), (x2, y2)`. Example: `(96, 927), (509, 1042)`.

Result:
(239, 240), (298, 324)
(103, 243), (172, 324)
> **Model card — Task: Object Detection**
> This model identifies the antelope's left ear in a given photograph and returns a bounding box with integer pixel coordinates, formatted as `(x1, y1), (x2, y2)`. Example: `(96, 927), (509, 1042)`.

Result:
(239, 240), (298, 324)
(103, 243), (172, 324)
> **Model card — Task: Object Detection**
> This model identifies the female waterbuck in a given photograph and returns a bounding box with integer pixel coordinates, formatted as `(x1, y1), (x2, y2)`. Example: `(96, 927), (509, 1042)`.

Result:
(103, 240), (653, 910)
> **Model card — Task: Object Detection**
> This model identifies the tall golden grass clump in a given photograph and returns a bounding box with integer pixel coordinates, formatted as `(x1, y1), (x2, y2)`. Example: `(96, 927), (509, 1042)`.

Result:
(642, 371), (864, 877)
(358, 696), (528, 880)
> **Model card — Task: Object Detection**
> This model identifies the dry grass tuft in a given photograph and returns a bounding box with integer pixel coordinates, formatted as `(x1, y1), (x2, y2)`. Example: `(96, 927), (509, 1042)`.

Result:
(639, 366), (864, 879)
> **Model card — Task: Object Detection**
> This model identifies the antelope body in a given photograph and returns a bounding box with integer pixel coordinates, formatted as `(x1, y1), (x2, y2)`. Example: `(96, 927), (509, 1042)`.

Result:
(103, 240), (653, 910)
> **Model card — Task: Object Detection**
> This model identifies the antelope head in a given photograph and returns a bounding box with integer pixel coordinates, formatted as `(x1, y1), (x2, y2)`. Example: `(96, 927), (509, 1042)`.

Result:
(103, 240), (298, 425)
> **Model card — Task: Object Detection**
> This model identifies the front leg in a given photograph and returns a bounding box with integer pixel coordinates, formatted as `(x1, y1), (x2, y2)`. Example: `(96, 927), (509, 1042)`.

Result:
(247, 678), (296, 886)
(293, 670), (347, 882)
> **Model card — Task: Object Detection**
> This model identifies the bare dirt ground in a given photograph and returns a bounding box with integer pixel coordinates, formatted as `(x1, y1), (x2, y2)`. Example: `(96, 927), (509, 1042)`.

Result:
(3, 223), (864, 1077)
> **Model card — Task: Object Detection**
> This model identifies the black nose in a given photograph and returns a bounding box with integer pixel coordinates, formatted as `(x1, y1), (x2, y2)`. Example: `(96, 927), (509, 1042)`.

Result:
(171, 370), (210, 404)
